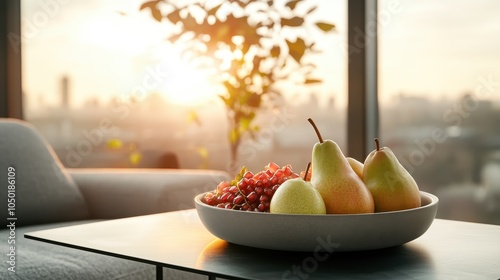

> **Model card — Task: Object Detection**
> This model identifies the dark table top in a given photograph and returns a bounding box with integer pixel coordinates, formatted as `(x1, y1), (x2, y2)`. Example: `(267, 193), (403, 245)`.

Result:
(25, 209), (500, 280)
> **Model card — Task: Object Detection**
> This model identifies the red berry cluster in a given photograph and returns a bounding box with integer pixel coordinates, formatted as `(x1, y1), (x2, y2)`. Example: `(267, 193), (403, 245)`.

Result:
(202, 162), (300, 212)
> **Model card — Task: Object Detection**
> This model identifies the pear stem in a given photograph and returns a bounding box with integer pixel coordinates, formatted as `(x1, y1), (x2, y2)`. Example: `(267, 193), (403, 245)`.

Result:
(303, 162), (311, 181)
(307, 118), (323, 143)
(374, 138), (380, 151)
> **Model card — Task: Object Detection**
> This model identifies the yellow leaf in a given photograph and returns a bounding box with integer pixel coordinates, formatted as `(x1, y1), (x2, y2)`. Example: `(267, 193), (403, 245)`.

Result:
(187, 110), (201, 125)
(239, 118), (251, 132)
(316, 22), (335, 32)
(129, 151), (142, 165)
(239, 166), (247, 176)
(197, 147), (209, 159)
(229, 129), (239, 144)
(196, 147), (209, 169)
(107, 139), (123, 149)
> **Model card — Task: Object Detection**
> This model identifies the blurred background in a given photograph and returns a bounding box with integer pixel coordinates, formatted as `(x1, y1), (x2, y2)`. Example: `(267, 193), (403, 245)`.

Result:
(19, 0), (500, 224)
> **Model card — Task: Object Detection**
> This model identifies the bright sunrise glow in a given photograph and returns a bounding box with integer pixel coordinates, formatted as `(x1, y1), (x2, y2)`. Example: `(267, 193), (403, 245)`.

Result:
(21, 0), (500, 112)
(155, 50), (220, 106)
(21, 0), (224, 109)
(21, 0), (345, 111)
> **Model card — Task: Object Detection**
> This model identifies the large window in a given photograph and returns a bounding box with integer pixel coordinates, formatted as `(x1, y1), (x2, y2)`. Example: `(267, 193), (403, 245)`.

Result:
(379, 0), (500, 224)
(17, 0), (500, 225)
(22, 0), (347, 172)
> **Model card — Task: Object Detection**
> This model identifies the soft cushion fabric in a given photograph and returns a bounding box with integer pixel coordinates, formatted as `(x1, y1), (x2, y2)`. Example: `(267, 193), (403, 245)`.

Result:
(0, 119), (89, 227)
(69, 169), (229, 219)
(0, 221), (207, 280)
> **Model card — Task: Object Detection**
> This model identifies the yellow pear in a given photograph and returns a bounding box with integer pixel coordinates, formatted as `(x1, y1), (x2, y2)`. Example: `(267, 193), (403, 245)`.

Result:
(308, 118), (374, 214)
(347, 157), (363, 179)
(363, 138), (421, 212)
(302, 159), (363, 181)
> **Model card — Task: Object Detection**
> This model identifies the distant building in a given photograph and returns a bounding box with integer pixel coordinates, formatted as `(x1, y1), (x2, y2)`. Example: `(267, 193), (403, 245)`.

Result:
(61, 76), (70, 109)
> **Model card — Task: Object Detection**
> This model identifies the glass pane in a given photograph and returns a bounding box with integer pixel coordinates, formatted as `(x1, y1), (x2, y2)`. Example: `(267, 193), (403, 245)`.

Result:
(22, 0), (347, 174)
(379, 0), (500, 224)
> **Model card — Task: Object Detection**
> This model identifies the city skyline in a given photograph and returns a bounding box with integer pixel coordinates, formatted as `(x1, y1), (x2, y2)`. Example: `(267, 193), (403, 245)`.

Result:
(21, 0), (500, 111)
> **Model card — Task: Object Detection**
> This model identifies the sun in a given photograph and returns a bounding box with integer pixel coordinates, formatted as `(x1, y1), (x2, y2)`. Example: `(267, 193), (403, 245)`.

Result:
(154, 49), (221, 107)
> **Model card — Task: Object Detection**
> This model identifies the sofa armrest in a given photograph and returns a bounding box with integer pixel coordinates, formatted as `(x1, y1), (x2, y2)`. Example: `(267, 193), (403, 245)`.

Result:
(68, 168), (229, 219)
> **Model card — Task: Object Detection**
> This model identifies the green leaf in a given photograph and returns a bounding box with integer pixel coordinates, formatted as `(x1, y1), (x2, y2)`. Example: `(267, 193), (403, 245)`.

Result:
(285, 0), (302, 10)
(315, 22), (335, 32)
(281, 17), (304, 27)
(232, 165), (245, 183)
(238, 166), (247, 178)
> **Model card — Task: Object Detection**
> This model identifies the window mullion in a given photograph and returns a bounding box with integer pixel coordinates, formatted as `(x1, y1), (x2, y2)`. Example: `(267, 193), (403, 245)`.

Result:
(347, 0), (378, 160)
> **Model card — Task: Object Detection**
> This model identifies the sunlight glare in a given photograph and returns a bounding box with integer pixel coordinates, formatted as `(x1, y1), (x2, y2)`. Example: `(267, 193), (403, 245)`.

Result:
(155, 49), (219, 107)
(214, 48), (234, 70)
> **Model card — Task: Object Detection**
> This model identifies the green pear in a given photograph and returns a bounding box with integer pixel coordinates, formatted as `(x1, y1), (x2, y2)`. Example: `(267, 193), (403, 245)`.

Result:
(363, 138), (421, 212)
(270, 163), (326, 214)
(308, 118), (374, 214)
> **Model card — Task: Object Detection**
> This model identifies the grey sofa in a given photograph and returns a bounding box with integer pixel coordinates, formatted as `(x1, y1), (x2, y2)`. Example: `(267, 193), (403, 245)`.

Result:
(0, 119), (229, 279)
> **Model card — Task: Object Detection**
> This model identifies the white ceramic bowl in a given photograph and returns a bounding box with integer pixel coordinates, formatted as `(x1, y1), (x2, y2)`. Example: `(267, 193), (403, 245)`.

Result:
(195, 191), (438, 252)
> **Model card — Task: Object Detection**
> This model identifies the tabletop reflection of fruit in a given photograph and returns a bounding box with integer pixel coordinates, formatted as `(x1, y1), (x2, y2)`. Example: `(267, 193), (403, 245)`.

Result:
(201, 118), (424, 214)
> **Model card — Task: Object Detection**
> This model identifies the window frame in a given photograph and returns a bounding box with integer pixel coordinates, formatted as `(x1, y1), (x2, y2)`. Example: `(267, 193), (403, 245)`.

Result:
(347, 0), (379, 160)
(0, 0), (23, 119)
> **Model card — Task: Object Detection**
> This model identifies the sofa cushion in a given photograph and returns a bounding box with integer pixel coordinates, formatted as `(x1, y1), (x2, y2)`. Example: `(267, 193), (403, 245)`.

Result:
(0, 221), (207, 280)
(69, 168), (229, 219)
(0, 119), (89, 227)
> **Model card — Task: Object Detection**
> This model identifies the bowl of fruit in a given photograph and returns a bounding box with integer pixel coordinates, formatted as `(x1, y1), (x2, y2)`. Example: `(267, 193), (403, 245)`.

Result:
(195, 119), (439, 252)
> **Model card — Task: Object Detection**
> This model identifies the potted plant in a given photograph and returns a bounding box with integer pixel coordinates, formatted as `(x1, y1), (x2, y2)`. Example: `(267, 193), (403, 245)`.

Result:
(140, 0), (335, 172)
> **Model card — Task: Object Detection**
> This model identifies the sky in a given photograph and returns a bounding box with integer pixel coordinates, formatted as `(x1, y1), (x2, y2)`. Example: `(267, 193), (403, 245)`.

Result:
(21, 0), (500, 111)
(379, 0), (500, 104)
